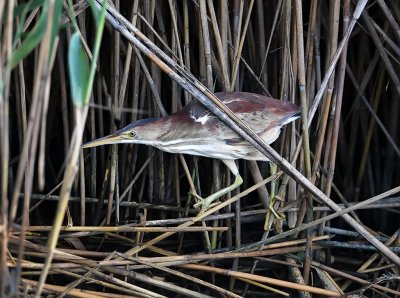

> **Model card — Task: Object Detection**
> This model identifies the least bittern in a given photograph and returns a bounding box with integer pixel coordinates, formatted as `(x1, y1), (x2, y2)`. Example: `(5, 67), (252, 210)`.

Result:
(83, 92), (300, 212)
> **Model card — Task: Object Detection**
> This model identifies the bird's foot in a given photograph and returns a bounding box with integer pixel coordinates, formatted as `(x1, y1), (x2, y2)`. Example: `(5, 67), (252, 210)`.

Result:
(189, 175), (244, 214)
(189, 191), (220, 214)
(264, 195), (286, 230)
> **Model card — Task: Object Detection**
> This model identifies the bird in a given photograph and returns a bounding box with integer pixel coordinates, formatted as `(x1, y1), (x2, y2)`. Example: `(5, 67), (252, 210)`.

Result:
(83, 92), (301, 213)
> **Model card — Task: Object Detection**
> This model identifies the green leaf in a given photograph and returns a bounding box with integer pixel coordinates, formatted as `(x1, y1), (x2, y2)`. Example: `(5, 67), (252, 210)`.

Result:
(13, 0), (45, 17)
(68, 32), (89, 107)
(10, 7), (47, 69)
(50, 0), (63, 52)
(87, 0), (100, 24)
(10, 1), (62, 70)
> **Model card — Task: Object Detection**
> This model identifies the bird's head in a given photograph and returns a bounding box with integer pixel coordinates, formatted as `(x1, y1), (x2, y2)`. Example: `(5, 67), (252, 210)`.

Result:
(82, 117), (169, 149)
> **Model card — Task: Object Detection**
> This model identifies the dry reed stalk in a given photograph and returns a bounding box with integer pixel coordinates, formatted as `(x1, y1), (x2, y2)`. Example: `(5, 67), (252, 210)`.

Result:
(2, 0), (400, 296)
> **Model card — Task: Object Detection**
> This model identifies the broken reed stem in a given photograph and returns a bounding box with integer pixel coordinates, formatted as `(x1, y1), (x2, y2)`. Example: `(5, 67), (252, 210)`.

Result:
(4, 0), (400, 296)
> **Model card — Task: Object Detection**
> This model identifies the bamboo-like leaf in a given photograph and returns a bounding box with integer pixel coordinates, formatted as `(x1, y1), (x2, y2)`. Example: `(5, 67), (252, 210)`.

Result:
(50, 0), (63, 52)
(87, 0), (100, 24)
(68, 32), (89, 106)
(13, 0), (45, 17)
(10, 0), (62, 69)
(10, 8), (47, 69)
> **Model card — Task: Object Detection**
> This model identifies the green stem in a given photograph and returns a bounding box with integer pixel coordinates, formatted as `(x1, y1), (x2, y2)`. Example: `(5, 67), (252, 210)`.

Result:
(34, 1), (107, 296)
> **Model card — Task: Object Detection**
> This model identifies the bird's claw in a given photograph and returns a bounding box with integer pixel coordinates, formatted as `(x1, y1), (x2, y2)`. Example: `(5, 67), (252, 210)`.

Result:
(189, 191), (220, 213)
(193, 200), (220, 213)
(188, 190), (202, 202)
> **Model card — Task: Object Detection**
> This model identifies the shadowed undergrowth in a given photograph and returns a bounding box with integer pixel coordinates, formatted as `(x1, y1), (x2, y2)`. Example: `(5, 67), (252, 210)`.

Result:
(1, 0), (400, 297)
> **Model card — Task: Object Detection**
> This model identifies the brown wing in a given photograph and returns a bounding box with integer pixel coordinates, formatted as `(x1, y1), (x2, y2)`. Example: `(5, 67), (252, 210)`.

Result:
(217, 92), (300, 124)
(176, 92), (299, 126)
(171, 92), (300, 145)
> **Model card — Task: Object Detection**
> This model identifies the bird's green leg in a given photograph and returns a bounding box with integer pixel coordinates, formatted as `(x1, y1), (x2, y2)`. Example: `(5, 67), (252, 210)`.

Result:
(193, 159), (242, 213)
(193, 175), (243, 212)
(264, 162), (285, 230)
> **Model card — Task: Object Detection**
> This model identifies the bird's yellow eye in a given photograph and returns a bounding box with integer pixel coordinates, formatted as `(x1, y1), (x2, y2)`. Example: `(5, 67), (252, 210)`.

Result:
(128, 131), (136, 138)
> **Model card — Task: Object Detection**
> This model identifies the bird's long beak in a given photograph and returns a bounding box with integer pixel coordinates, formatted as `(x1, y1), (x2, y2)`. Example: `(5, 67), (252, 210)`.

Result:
(82, 134), (123, 149)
